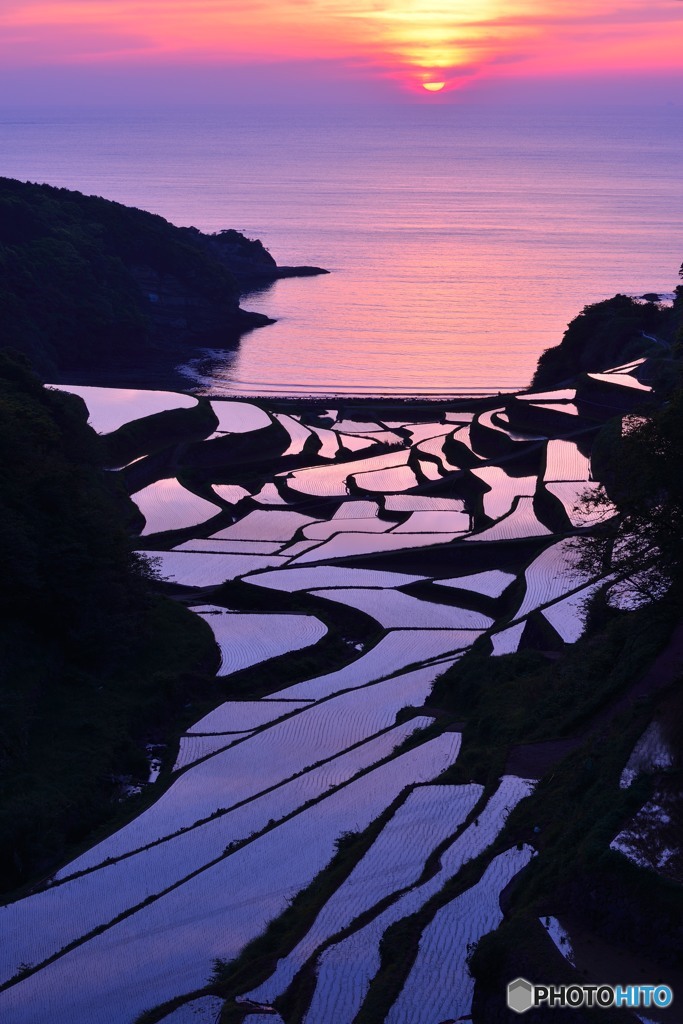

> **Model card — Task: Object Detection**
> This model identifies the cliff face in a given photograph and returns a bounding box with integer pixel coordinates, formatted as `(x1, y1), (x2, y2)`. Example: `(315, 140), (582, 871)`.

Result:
(0, 178), (314, 378)
(127, 262), (270, 349)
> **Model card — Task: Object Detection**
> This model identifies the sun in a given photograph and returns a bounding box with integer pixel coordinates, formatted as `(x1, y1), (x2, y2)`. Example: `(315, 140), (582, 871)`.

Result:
(422, 81), (446, 92)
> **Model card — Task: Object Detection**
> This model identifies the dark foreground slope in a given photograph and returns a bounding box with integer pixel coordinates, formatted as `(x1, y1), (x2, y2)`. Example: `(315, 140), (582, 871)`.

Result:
(0, 353), (218, 891)
(0, 177), (325, 380)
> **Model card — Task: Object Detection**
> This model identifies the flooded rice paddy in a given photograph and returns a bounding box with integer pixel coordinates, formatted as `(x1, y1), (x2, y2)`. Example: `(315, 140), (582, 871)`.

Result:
(3, 364), (659, 1023)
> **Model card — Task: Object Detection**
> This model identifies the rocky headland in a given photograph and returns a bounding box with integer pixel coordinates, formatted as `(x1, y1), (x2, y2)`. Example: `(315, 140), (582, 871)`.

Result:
(0, 177), (327, 384)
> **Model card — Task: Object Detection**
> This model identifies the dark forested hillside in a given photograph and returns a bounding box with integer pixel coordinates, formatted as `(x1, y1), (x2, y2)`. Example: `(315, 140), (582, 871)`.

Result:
(0, 353), (216, 890)
(533, 287), (683, 388)
(0, 177), (277, 377)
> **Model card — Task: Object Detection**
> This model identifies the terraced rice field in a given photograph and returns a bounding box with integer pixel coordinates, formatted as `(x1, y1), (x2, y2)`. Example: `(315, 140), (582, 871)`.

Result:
(211, 509), (320, 542)
(337, 432), (377, 452)
(385, 495), (465, 512)
(244, 784), (483, 1004)
(210, 400), (272, 432)
(531, 401), (580, 416)
(173, 732), (249, 771)
(47, 384), (198, 434)
(0, 721), (438, 991)
(466, 496), (551, 542)
(252, 482), (288, 505)
(193, 605), (328, 674)
(385, 846), (536, 1024)
(278, 538), (321, 557)
(242, 1015), (285, 1024)
(417, 457), (442, 481)
(303, 516), (394, 541)
(57, 678), (452, 873)
(178, 536), (286, 552)
(450, 423), (477, 453)
(417, 434), (461, 473)
(604, 358), (647, 374)
(444, 411), (476, 422)
(353, 429), (406, 445)
(491, 621), (526, 655)
(512, 539), (592, 620)
(334, 420), (385, 434)
(157, 996), (225, 1022)
(587, 372), (652, 392)
(188, 699), (311, 734)
(434, 569), (516, 597)
(619, 721), (675, 789)
(472, 467), (538, 521)
(333, 499), (380, 518)
(291, 530), (462, 563)
(478, 407), (538, 443)
(493, 411), (546, 441)
(403, 422), (452, 443)
(212, 483), (251, 504)
(137, 550), (289, 587)
(267, 635), (469, 700)
(284, 451), (411, 497)
(308, 425), (340, 458)
(0, 737), (460, 1024)
(175, 539), (283, 554)
(273, 412), (311, 455)
(353, 463), (418, 492)
(132, 479), (222, 536)
(610, 792), (682, 880)
(539, 916), (576, 965)
(300, 777), (535, 1024)
(244, 565), (425, 591)
(543, 439), (591, 481)
(545, 481), (613, 527)
(517, 388), (576, 402)
(392, 509), (470, 533)
(541, 579), (605, 643)
(7, 375), (640, 1024)
(309, 588), (492, 630)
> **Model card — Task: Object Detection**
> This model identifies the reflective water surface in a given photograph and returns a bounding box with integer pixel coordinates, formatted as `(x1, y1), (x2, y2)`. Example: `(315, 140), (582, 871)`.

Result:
(3, 104), (681, 395)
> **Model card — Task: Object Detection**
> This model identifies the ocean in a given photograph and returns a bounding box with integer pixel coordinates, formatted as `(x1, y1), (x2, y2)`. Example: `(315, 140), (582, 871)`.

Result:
(1, 103), (681, 396)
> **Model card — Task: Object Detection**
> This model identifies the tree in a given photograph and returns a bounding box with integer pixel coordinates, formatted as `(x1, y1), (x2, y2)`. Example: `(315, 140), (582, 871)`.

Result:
(575, 392), (683, 610)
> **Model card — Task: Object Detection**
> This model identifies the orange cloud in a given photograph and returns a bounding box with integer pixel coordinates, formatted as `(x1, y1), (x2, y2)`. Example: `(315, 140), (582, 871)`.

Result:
(0, 0), (680, 92)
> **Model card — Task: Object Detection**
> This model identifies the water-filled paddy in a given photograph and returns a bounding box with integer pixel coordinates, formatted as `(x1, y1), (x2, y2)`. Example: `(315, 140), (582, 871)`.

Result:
(47, 384), (198, 434)
(3, 363), (651, 1023)
(132, 479), (222, 536)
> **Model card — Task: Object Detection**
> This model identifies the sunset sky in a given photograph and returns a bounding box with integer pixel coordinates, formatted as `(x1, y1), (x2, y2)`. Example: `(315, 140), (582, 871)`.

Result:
(1, 0), (682, 105)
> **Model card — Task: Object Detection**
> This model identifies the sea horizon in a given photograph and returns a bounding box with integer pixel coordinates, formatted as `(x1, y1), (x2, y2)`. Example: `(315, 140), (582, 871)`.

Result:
(3, 1), (683, 1017)
(1, 102), (681, 396)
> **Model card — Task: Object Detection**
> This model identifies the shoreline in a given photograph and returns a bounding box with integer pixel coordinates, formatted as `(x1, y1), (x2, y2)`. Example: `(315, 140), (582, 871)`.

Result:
(49, 363), (530, 411)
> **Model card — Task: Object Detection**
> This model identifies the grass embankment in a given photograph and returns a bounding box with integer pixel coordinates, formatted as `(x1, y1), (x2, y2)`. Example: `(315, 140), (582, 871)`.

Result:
(101, 399), (219, 469)
(430, 600), (677, 782)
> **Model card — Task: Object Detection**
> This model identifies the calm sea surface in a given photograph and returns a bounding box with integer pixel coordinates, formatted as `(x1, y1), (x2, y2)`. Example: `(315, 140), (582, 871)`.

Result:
(1, 105), (681, 396)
